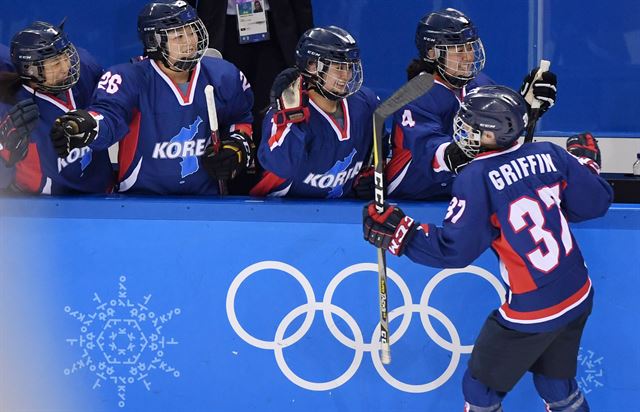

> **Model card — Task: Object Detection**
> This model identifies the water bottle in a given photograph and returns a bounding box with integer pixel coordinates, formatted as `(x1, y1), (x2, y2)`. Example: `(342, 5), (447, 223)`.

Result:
(634, 153), (640, 176)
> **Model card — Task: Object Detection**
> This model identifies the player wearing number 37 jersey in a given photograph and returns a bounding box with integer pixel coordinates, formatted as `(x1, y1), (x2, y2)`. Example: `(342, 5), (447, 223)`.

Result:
(363, 86), (612, 411)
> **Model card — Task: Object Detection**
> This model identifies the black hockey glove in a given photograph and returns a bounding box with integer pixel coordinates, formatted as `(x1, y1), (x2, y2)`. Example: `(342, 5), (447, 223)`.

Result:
(202, 131), (254, 180)
(352, 166), (375, 200)
(443, 142), (474, 174)
(520, 68), (557, 117)
(50, 109), (98, 158)
(0, 99), (39, 166)
(270, 68), (310, 126)
(363, 201), (417, 256)
(566, 132), (601, 174)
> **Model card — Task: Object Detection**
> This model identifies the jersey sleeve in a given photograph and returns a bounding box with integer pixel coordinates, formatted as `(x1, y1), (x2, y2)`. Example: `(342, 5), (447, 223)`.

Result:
(553, 145), (613, 222)
(404, 168), (498, 268)
(389, 99), (454, 176)
(77, 48), (104, 86)
(87, 64), (141, 151)
(257, 110), (309, 179)
(216, 66), (254, 135)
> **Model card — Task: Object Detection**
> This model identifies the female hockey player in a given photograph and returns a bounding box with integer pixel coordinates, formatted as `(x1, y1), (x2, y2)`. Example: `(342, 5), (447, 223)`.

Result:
(363, 85), (611, 411)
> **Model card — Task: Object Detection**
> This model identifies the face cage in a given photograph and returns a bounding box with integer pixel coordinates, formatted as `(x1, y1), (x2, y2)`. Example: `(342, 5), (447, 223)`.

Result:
(24, 44), (81, 94)
(435, 38), (485, 87)
(157, 19), (209, 72)
(453, 114), (483, 158)
(312, 58), (363, 100)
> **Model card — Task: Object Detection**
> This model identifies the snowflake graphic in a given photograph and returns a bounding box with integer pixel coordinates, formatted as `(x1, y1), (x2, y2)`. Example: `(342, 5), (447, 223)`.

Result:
(577, 347), (605, 394)
(64, 275), (181, 408)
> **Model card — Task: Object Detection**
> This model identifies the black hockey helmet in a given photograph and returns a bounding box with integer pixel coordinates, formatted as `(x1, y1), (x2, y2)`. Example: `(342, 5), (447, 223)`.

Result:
(138, 0), (208, 71)
(415, 8), (485, 88)
(10, 20), (80, 93)
(453, 85), (528, 157)
(295, 26), (363, 100)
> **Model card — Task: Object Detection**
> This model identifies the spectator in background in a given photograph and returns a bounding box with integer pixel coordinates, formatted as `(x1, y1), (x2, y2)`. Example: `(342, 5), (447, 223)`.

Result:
(250, 26), (378, 199)
(386, 8), (557, 200)
(49, 0), (254, 196)
(188, 0), (313, 194)
(0, 22), (113, 195)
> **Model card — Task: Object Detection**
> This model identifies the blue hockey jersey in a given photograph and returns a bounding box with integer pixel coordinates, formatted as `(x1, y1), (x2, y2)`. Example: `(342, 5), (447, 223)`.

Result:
(0, 49), (113, 194)
(386, 73), (494, 200)
(87, 57), (253, 195)
(404, 142), (613, 332)
(250, 87), (378, 198)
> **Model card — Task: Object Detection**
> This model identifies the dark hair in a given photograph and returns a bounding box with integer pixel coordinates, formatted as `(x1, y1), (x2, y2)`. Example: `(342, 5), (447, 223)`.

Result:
(406, 58), (435, 81)
(0, 71), (23, 105)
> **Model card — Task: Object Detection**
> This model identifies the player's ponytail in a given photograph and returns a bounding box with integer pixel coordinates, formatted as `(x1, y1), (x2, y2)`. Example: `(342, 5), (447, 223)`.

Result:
(406, 58), (435, 81)
(0, 71), (22, 105)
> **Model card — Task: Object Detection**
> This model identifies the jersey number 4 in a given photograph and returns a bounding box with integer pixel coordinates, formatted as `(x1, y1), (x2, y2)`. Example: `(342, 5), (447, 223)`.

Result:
(508, 183), (573, 273)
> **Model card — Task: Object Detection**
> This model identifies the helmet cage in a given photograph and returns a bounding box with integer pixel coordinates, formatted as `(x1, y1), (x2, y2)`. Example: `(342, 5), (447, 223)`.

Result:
(152, 19), (208, 72)
(434, 38), (485, 88)
(309, 57), (363, 100)
(453, 114), (483, 157)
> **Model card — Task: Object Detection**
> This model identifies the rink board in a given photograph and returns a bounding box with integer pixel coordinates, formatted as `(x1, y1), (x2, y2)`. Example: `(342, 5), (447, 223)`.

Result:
(0, 197), (638, 411)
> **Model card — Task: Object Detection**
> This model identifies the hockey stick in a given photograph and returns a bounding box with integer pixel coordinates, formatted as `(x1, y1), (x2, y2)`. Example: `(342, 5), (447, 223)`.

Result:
(204, 84), (228, 195)
(523, 60), (550, 144)
(372, 72), (434, 365)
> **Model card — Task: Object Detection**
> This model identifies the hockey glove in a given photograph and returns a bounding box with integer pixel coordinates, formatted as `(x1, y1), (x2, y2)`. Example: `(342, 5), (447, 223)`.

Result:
(566, 132), (601, 174)
(50, 109), (98, 158)
(0, 99), (39, 166)
(352, 166), (375, 199)
(202, 131), (254, 180)
(520, 68), (557, 116)
(270, 68), (310, 126)
(363, 201), (417, 256)
(443, 142), (474, 174)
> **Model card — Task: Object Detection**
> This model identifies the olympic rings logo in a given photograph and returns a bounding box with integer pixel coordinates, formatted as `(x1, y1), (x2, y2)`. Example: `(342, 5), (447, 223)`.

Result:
(226, 261), (505, 393)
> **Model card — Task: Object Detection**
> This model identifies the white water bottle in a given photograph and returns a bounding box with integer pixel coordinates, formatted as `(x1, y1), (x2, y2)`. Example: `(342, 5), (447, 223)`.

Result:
(633, 153), (640, 176)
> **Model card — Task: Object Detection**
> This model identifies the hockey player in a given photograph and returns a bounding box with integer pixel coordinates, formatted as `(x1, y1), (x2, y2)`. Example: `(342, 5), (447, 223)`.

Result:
(0, 21), (113, 194)
(386, 8), (557, 200)
(249, 26), (378, 198)
(50, 0), (254, 195)
(363, 85), (612, 411)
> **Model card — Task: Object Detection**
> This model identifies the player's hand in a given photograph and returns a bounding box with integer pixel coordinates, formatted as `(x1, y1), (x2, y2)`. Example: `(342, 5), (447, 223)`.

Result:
(50, 109), (98, 158)
(202, 131), (254, 180)
(362, 201), (417, 256)
(443, 142), (474, 174)
(520, 68), (557, 116)
(567, 132), (601, 174)
(270, 68), (310, 126)
(352, 166), (375, 199)
(0, 99), (39, 166)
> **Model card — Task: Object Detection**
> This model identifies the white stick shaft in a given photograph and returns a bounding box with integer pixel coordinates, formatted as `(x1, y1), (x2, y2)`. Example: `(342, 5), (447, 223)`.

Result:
(204, 85), (219, 134)
(528, 59), (551, 110)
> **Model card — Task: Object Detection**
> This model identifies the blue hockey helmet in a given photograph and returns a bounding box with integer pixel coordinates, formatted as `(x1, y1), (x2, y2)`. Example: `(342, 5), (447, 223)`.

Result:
(415, 8), (485, 88)
(10, 20), (80, 93)
(295, 26), (363, 100)
(453, 85), (528, 157)
(138, 0), (208, 71)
